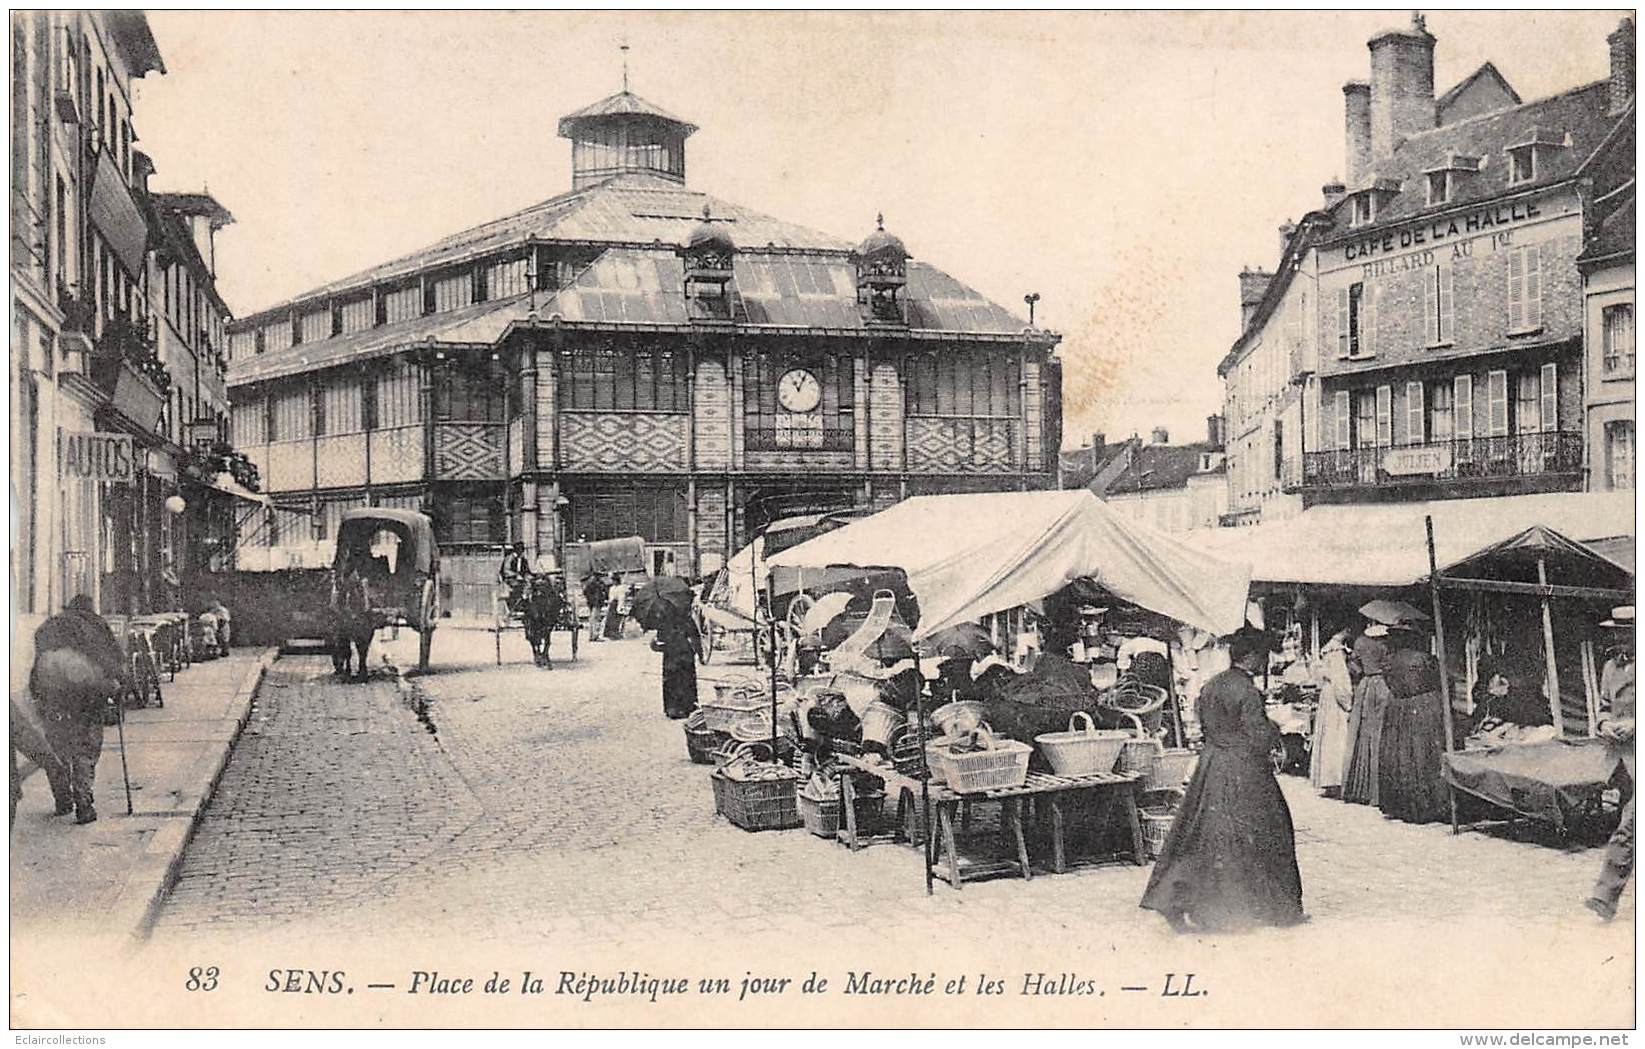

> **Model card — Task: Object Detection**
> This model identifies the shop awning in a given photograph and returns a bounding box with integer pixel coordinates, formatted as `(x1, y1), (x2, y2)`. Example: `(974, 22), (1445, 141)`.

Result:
(199, 471), (270, 506)
(1184, 490), (1636, 589)
(90, 151), (148, 277)
(768, 490), (1251, 639)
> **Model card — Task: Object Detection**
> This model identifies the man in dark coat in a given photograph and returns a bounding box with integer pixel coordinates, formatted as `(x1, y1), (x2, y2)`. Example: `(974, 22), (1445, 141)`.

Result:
(30, 596), (127, 824)
(11, 698), (72, 823)
(499, 541), (531, 613)
(1587, 607), (1636, 921)
(582, 572), (611, 644)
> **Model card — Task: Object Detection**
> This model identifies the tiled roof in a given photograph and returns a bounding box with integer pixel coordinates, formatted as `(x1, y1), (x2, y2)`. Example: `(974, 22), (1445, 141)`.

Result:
(150, 191), (234, 226)
(556, 90), (697, 136)
(1435, 62), (1521, 123)
(1090, 441), (1220, 497)
(1322, 80), (1620, 241)
(1580, 183), (1636, 265)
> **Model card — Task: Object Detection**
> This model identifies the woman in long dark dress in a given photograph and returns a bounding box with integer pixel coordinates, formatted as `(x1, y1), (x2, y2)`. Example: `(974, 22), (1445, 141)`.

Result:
(1341, 624), (1393, 805)
(657, 614), (701, 720)
(1376, 626), (1452, 824)
(1141, 632), (1305, 933)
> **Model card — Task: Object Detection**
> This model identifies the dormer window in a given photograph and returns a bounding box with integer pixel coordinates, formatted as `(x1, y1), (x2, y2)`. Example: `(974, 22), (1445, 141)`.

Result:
(1349, 192), (1376, 228)
(1427, 171), (1451, 206)
(1508, 145), (1536, 185)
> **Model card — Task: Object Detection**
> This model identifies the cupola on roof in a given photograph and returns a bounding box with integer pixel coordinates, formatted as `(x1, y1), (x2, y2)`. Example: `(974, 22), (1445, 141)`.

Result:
(685, 203), (736, 253)
(856, 213), (909, 260)
(558, 87), (698, 190)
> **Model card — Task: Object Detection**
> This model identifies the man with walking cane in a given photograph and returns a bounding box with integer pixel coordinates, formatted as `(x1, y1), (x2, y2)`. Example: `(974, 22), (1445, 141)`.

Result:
(29, 596), (129, 825)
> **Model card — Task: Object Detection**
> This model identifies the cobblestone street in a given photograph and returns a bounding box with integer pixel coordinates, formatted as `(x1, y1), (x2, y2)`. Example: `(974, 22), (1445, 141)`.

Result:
(144, 627), (1634, 1026)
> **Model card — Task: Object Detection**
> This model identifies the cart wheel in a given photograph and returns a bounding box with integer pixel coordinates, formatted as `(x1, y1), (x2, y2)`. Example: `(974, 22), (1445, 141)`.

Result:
(787, 593), (816, 634)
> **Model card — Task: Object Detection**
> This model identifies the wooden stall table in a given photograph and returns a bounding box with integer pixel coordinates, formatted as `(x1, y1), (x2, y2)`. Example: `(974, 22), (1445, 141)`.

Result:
(837, 755), (1146, 889)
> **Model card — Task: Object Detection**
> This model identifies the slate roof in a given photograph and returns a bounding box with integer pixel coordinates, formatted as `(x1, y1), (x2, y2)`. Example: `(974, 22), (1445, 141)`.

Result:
(1090, 441), (1222, 497)
(1435, 62), (1521, 123)
(1580, 183), (1636, 266)
(1322, 80), (1621, 242)
(229, 168), (1044, 385)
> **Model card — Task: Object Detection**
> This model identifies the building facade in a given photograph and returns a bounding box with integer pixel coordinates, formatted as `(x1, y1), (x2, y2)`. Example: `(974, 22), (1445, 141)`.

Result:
(1579, 138), (1635, 492)
(1217, 14), (1636, 517)
(224, 89), (1062, 617)
(9, 11), (243, 638)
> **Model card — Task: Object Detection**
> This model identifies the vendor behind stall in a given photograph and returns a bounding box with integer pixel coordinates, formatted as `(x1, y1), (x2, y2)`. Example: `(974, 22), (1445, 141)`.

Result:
(1468, 655), (1554, 736)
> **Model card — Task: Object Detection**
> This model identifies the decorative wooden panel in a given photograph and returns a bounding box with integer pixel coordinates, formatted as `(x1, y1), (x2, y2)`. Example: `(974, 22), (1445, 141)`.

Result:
(696, 487), (727, 570)
(694, 357), (731, 469)
(560, 412), (687, 473)
(870, 362), (903, 472)
(907, 418), (1017, 474)
(1024, 359), (1043, 471)
(370, 426), (423, 485)
(265, 440), (315, 492)
(743, 449), (856, 472)
(508, 419), (524, 478)
(434, 423), (505, 480)
(535, 348), (557, 468)
(315, 434), (368, 489)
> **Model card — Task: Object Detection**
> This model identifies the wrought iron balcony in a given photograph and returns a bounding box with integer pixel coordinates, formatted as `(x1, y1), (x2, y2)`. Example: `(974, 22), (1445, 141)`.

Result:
(1302, 432), (1584, 490)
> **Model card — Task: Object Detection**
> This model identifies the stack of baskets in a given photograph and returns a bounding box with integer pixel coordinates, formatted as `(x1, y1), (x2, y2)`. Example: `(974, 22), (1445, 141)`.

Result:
(701, 678), (773, 733)
(1142, 748), (1198, 793)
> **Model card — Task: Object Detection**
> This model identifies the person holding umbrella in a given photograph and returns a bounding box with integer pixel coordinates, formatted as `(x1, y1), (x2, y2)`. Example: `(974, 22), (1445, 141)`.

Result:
(632, 575), (700, 720)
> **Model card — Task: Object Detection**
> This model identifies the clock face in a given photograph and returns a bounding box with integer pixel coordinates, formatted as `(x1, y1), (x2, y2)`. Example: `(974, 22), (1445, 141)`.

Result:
(777, 369), (823, 413)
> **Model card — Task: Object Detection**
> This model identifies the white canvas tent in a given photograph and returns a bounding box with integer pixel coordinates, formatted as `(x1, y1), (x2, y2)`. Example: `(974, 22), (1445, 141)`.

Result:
(767, 490), (1251, 640)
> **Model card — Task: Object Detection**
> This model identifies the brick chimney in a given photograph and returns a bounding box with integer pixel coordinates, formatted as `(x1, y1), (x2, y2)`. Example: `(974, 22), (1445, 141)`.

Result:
(1368, 14), (1436, 163)
(1239, 267), (1273, 329)
(1610, 17), (1635, 115)
(1207, 414), (1225, 448)
(1090, 432), (1106, 472)
(1343, 81), (1372, 187)
(1322, 178), (1347, 211)
(1150, 426), (1170, 446)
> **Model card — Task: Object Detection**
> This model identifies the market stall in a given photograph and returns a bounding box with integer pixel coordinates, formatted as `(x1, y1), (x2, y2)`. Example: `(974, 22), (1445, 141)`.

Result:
(704, 490), (1250, 890)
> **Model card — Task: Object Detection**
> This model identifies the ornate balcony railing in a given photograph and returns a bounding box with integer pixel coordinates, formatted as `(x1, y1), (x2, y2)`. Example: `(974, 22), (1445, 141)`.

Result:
(1302, 432), (1584, 489)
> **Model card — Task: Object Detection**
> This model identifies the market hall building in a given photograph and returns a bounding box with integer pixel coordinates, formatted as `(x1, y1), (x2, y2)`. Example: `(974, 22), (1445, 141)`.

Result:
(224, 88), (1063, 616)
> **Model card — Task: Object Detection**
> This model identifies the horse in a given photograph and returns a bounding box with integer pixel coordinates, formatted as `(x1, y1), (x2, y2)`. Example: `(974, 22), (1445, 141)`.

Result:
(331, 570), (376, 682)
(521, 575), (569, 668)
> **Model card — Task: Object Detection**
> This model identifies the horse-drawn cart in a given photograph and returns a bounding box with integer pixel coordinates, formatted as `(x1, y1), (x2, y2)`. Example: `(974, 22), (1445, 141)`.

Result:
(334, 508), (441, 672)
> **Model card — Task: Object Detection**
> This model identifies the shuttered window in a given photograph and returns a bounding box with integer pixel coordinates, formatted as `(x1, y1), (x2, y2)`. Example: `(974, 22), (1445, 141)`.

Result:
(1508, 245), (1542, 331)
(1539, 362), (1558, 432)
(1405, 381), (1424, 445)
(339, 296), (375, 334)
(1429, 380), (1453, 442)
(1334, 390), (1350, 450)
(1375, 385), (1392, 446)
(299, 308), (330, 344)
(1336, 287), (1351, 357)
(322, 377), (363, 434)
(485, 258), (528, 300)
(374, 358), (423, 428)
(1424, 264), (1453, 345)
(383, 285), (421, 324)
(433, 272), (473, 313)
(262, 320), (293, 353)
(232, 400), (267, 446)
(1487, 370), (1509, 437)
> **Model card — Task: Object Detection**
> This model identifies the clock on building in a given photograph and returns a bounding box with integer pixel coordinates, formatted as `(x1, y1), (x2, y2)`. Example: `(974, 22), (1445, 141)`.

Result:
(776, 368), (822, 413)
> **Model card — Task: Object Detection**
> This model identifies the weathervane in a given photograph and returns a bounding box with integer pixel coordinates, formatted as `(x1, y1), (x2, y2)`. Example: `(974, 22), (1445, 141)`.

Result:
(1024, 292), (1041, 327)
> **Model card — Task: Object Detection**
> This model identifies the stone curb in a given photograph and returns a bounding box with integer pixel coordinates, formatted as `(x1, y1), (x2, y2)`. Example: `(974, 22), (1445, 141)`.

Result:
(111, 646), (280, 948)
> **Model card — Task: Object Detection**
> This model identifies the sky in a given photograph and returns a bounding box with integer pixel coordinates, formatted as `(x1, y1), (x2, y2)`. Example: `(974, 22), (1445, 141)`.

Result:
(132, 10), (1626, 449)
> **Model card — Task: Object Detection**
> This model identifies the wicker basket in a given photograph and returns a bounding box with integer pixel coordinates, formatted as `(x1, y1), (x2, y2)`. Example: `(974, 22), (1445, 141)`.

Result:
(798, 792), (842, 838)
(860, 701), (906, 750)
(1143, 748), (1198, 792)
(934, 727), (1032, 793)
(1140, 808), (1175, 860)
(713, 767), (802, 831)
(684, 713), (728, 765)
(1034, 712), (1130, 777)
(702, 680), (772, 733)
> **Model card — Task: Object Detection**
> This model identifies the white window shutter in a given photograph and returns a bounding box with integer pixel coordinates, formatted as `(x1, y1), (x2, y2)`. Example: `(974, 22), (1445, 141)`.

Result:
(1488, 369), (1509, 436)
(1508, 248), (1525, 330)
(1376, 384), (1392, 446)
(1540, 362), (1557, 432)
(1406, 381), (1425, 445)
(1528, 244), (1543, 330)
(1336, 288), (1349, 357)
(1454, 375), (1473, 441)
(1424, 268), (1439, 345)
(1439, 264), (1454, 343)
(1335, 390), (1350, 450)
(1363, 285), (1378, 356)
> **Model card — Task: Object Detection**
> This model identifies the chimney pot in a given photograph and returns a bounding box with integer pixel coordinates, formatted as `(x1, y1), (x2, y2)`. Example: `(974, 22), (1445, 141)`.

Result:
(1322, 178), (1348, 210)
(1238, 269), (1273, 330)
(1278, 219), (1298, 260)
(1610, 17), (1635, 115)
(1150, 426), (1170, 446)
(1207, 413), (1225, 448)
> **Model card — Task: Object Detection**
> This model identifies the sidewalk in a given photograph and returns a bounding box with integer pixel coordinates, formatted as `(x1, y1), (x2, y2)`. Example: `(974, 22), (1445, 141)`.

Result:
(9, 646), (277, 944)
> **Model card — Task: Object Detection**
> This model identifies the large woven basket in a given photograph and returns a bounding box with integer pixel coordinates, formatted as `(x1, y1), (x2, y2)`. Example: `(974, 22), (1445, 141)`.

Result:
(1143, 748), (1198, 792)
(683, 711), (727, 765)
(713, 766), (802, 831)
(934, 727), (1032, 793)
(702, 680), (770, 733)
(798, 793), (841, 838)
(1035, 712), (1129, 777)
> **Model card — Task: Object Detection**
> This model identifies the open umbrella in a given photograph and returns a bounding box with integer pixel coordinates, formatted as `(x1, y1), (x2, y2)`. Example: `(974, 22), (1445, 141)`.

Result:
(798, 591), (854, 636)
(1358, 599), (1430, 626)
(631, 575), (695, 630)
(861, 623), (916, 661)
(917, 622), (994, 660)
